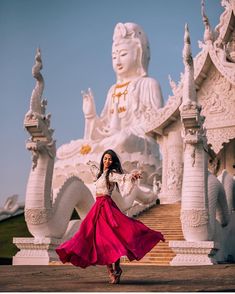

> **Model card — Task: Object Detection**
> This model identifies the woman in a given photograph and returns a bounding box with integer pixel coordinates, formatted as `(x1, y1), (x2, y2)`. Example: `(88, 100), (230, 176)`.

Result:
(56, 149), (164, 284)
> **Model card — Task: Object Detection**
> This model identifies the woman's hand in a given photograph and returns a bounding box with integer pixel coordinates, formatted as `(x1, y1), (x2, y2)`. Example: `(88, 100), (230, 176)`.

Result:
(131, 170), (143, 181)
(81, 88), (96, 119)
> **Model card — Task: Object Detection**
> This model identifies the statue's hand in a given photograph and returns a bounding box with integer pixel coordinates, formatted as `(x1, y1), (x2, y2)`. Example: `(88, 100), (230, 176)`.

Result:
(81, 88), (96, 119)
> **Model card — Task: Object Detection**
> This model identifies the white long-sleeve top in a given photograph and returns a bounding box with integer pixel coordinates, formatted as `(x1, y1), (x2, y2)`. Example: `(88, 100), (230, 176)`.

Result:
(95, 170), (135, 197)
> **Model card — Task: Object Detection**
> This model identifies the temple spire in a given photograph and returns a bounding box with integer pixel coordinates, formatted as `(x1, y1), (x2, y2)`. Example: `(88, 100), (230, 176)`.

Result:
(182, 24), (197, 103)
(26, 48), (45, 116)
(201, 0), (213, 43)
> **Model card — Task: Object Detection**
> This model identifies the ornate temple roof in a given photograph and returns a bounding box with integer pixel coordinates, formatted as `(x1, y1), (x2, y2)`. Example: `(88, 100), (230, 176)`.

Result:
(145, 0), (235, 154)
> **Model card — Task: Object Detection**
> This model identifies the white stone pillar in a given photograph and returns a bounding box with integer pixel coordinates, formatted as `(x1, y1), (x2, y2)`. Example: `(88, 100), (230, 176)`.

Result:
(181, 140), (210, 241)
(169, 23), (218, 265)
(158, 136), (168, 203)
(160, 131), (183, 204)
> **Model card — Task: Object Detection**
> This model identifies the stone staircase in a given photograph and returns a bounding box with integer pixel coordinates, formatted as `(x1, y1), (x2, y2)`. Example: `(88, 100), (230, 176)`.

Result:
(121, 203), (184, 265)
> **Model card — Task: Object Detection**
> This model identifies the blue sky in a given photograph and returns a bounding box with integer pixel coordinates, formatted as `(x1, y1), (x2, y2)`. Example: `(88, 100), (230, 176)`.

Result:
(0, 0), (223, 206)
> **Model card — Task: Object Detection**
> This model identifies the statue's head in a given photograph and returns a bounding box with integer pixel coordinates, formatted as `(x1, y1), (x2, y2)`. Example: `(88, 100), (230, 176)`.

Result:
(112, 22), (150, 80)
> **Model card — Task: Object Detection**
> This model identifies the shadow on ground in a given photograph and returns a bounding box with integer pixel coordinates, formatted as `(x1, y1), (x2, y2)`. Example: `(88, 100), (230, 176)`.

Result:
(0, 264), (235, 292)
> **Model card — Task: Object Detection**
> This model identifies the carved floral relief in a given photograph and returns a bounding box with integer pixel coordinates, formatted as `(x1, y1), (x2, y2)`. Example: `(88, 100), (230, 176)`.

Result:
(166, 160), (183, 191)
(197, 66), (235, 153)
(198, 66), (234, 122)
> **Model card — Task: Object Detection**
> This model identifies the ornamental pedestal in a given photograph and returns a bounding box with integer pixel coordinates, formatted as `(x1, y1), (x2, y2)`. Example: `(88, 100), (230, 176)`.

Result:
(169, 240), (219, 266)
(12, 237), (61, 265)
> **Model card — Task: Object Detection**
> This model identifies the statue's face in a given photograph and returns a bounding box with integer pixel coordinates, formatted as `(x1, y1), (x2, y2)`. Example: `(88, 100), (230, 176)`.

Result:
(112, 39), (139, 80)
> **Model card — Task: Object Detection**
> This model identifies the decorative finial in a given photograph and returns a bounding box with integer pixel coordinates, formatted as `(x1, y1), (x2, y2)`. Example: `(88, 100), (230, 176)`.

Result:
(182, 24), (197, 103)
(24, 48), (55, 171)
(201, 0), (213, 43)
(26, 48), (45, 117)
(183, 24), (193, 68)
(32, 48), (43, 79)
(168, 75), (178, 95)
(220, 0), (230, 10)
(184, 23), (190, 44)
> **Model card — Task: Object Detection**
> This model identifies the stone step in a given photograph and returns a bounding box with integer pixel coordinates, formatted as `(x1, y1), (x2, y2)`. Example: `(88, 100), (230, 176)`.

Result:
(122, 257), (174, 264)
(121, 203), (184, 266)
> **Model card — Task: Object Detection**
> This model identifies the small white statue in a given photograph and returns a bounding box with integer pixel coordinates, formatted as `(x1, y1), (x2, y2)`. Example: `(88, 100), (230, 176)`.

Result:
(0, 194), (24, 221)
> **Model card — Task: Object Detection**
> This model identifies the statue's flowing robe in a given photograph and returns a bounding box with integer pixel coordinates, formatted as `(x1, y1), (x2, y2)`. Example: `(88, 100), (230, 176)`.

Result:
(92, 77), (164, 140)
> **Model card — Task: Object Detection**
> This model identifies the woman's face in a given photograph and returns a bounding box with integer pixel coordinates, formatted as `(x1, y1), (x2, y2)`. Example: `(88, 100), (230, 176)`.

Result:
(112, 39), (139, 80)
(103, 153), (113, 170)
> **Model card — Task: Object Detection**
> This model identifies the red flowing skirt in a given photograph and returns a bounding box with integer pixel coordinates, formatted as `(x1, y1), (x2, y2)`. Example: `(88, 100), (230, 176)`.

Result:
(56, 195), (164, 268)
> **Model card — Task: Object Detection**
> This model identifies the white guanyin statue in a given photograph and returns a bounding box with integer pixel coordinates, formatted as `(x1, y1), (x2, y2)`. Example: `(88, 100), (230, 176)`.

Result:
(55, 22), (164, 204)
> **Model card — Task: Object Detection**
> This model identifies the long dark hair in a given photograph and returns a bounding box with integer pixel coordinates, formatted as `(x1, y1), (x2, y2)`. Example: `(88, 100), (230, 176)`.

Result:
(97, 149), (123, 190)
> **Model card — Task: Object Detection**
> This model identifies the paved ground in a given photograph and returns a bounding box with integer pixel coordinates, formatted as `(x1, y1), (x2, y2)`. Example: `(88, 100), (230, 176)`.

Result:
(1, 264), (235, 292)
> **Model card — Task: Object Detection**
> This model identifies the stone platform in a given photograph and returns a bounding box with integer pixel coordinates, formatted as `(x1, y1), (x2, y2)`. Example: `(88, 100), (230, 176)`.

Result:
(0, 264), (235, 292)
